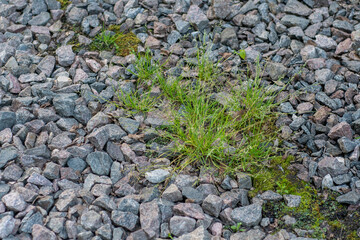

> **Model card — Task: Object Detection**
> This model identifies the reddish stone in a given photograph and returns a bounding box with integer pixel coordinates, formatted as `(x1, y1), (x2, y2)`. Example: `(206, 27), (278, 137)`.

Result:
(173, 203), (205, 220)
(328, 122), (353, 139)
(313, 106), (330, 124)
(306, 58), (325, 70)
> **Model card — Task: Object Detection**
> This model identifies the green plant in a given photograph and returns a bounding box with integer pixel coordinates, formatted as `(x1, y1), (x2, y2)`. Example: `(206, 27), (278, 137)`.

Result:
(90, 30), (118, 52)
(111, 88), (158, 114)
(89, 28), (140, 56)
(276, 180), (290, 195)
(128, 49), (160, 82)
(234, 49), (246, 60)
(229, 222), (246, 232)
(168, 233), (174, 240)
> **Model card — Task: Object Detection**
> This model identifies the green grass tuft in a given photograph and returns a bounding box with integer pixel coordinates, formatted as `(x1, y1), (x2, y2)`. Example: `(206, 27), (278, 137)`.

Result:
(89, 28), (141, 57)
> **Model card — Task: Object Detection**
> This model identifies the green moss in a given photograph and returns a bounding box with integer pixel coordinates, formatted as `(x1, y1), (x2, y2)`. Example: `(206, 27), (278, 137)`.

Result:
(251, 153), (359, 239)
(59, 0), (71, 10)
(89, 27), (141, 57)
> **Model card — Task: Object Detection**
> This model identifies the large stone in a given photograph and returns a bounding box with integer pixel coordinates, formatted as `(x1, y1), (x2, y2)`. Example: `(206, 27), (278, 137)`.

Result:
(281, 15), (310, 30)
(266, 62), (287, 81)
(284, 0), (312, 16)
(0, 111), (16, 131)
(212, 0), (231, 20)
(336, 191), (360, 205)
(32, 224), (56, 240)
(328, 122), (353, 139)
(221, 28), (239, 49)
(140, 199), (161, 237)
(315, 35), (337, 50)
(318, 156), (349, 177)
(0, 215), (15, 238)
(178, 226), (211, 240)
(86, 152), (113, 176)
(231, 204), (262, 227)
(186, 5), (209, 31)
(169, 216), (196, 237)
(2, 191), (27, 211)
(111, 211), (138, 231)
(202, 194), (223, 217)
(145, 169), (170, 183)
(56, 45), (75, 67)
(81, 210), (102, 231)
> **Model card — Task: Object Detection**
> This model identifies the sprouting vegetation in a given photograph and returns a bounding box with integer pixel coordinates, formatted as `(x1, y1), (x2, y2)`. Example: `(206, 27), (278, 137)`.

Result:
(89, 27), (141, 56)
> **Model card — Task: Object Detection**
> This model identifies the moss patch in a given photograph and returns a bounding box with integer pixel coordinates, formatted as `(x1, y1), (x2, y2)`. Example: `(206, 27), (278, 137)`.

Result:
(59, 0), (71, 10)
(89, 27), (141, 57)
(249, 155), (360, 239)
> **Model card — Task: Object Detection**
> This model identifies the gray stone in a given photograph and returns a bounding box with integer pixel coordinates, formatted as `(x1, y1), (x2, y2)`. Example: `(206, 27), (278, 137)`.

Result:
(221, 28), (239, 49)
(27, 172), (52, 186)
(0, 147), (18, 168)
(315, 35), (337, 50)
(212, 0), (231, 20)
(338, 137), (356, 153)
(162, 184), (183, 202)
(0, 111), (16, 131)
(74, 105), (92, 124)
(96, 224), (112, 240)
(202, 194), (222, 217)
(117, 198), (139, 215)
(236, 172), (252, 189)
(53, 95), (76, 117)
(86, 152), (113, 176)
(56, 45), (75, 67)
(140, 199), (161, 237)
(170, 216), (196, 237)
(318, 156), (349, 177)
(0, 215), (15, 238)
(28, 12), (51, 26)
(333, 20), (354, 33)
(32, 0), (47, 15)
(281, 15), (310, 30)
(284, 195), (301, 207)
(2, 191), (27, 211)
(88, 127), (109, 150)
(231, 204), (262, 227)
(111, 211), (138, 231)
(260, 190), (282, 201)
(118, 117), (139, 134)
(20, 211), (43, 233)
(186, 5), (209, 32)
(81, 210), (102, 231)
(178, 226), (211, 240)
(315, 92), (338, 110)
(145, 169), (170, 183)
(284, 0), (312, 16)
(32, 224), (56, 240)
(336, 191), (360, 204)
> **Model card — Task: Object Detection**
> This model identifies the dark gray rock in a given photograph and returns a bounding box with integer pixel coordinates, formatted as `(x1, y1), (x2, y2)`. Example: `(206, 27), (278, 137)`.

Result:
(336, 191), (360, 204)
(169, 216), (196, 237)
(56, 46), (75, 67)
(0, 111), (16, 131)
(202, 194), (222, 217)
(86, 152), (113, 176)
(231, 204), (262, 227)
(111, 211), (138, 231)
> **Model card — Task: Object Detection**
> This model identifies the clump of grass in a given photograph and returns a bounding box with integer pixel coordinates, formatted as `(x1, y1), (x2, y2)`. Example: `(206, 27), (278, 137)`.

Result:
(154, 57), (283, 174)
(89, 28), (140, 57)
(111, 88), (159, 114)
(128, 49), (160, 82)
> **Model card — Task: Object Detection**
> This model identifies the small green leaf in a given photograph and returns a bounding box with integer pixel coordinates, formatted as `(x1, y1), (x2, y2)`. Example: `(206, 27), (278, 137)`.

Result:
(239, 49), (246, 60)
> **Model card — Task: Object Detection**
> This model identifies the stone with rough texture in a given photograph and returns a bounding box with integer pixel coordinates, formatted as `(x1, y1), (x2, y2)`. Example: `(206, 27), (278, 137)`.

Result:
(231, 204), (262, 227)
